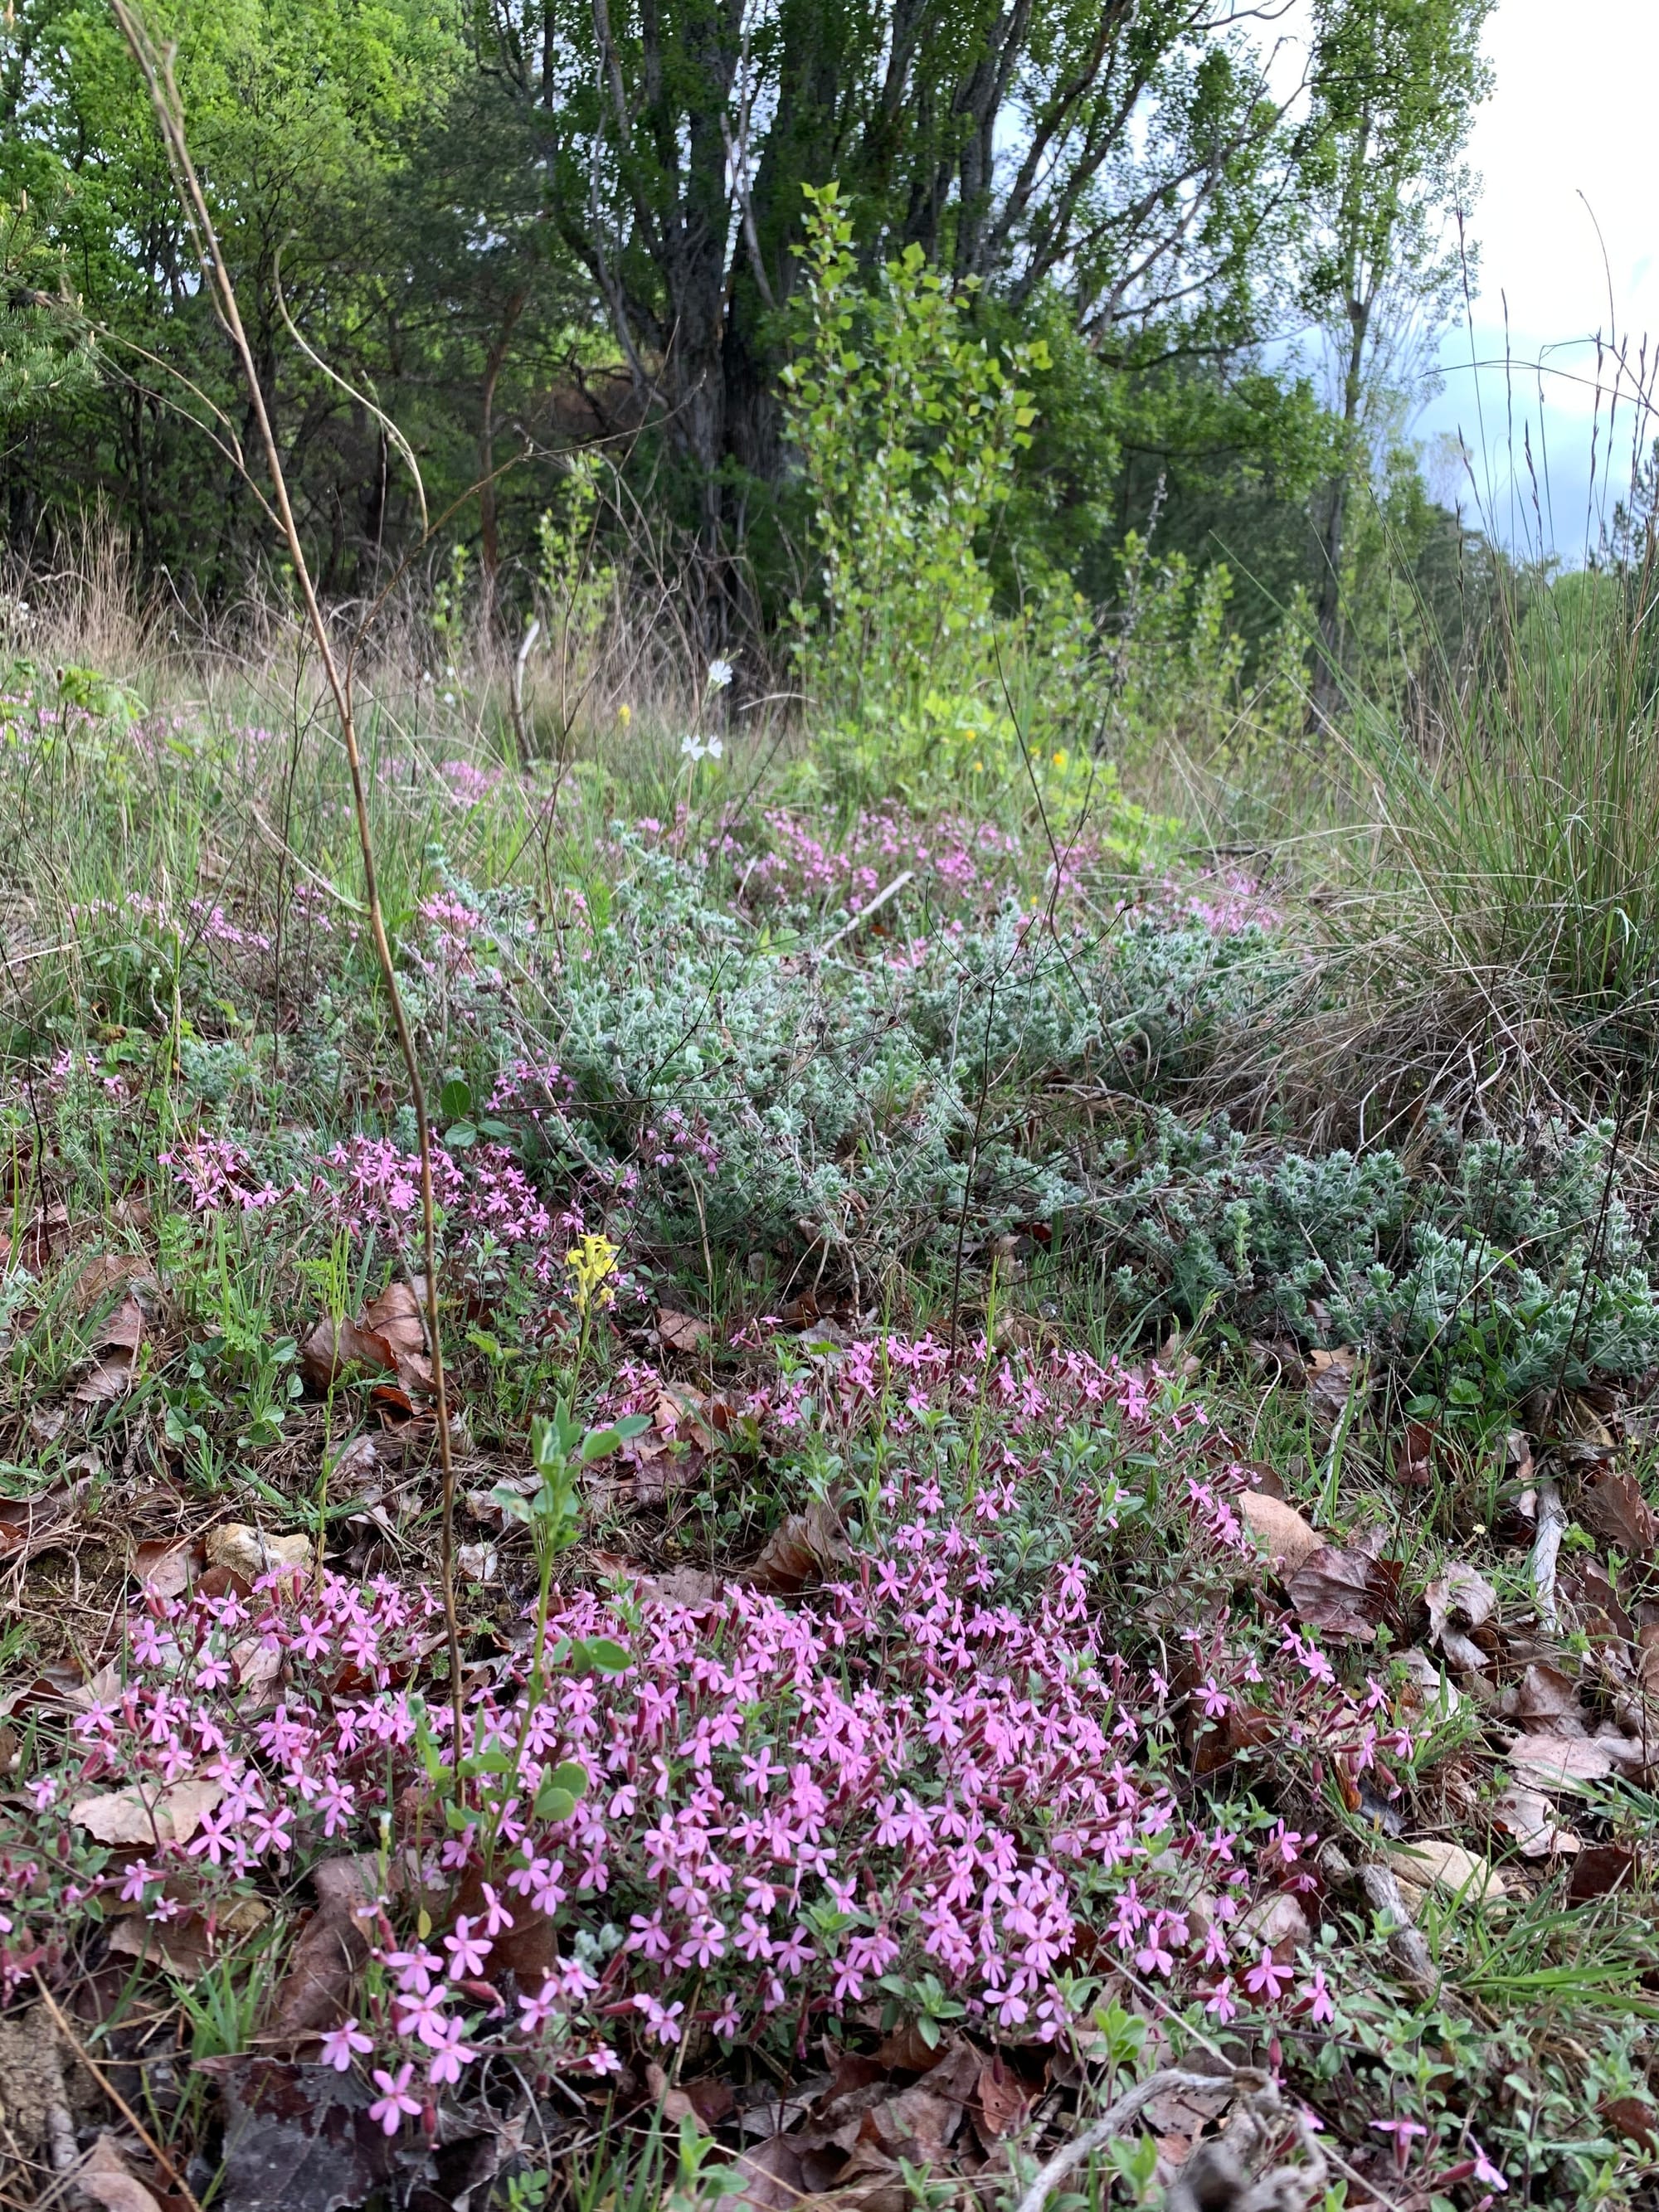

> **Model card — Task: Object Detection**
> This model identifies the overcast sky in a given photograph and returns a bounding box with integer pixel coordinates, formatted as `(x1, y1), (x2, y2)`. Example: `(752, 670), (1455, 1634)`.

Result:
(1394, 0), (1659, 558)
(1265, 0), (1659, 560)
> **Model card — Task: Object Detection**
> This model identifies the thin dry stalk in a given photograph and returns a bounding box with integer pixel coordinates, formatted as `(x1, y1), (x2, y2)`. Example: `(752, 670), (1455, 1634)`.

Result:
(109, 0), (466, 1764)
(32, 1974), (203, 2212)
(1013, 2069), (1238, 2212)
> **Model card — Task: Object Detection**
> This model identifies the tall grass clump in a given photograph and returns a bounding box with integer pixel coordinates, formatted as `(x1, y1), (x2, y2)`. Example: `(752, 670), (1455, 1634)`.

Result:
(1329, 553), (1659, 1106)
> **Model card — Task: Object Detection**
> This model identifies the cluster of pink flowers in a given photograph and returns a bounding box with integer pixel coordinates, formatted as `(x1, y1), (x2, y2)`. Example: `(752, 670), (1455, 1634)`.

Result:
(1164, 868), (1281, 936)
(485, 1055), (577, 1125)
(0, 1336), (1358, 2142)
(160, 1135), (283, 1213)
(416, 892), (488, 971)
(310, 1136), (559, 1278)
(439, 759), (502, 809)
(286, 882), (348, 938)
(640, 1104), (721, 1177)
(314, 1134), (465, 1238)
(744, 809), (1020, 912)
(46, 1048), (134, 1100)
(70, 893), (273, 952)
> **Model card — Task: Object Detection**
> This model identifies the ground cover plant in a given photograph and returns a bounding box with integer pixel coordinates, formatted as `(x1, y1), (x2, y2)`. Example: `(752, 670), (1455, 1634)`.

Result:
(8, 7), (1659, 2205)
(6, 631), (1659, 2212)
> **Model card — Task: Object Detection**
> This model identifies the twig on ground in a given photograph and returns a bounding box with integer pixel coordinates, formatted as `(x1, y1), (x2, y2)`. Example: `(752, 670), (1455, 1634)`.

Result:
(32, 1976), (202, 2212)
(1532, 1476), (1566, 1635)
(1013, 2069), (1236, 2212)
(1355, 1861), (1438, 1987)
(1320, 1840), (1438, 1986)
(816, 869), (913, 955)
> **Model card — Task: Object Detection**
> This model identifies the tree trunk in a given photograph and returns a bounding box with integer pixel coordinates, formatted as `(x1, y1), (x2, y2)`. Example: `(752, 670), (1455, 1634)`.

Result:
(477, 289), (528, 634)
(1310, 296), (1370, 730)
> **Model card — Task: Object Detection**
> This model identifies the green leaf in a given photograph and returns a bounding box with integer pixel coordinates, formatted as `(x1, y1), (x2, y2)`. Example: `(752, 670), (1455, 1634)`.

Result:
(546, 1759), (588, 1800)
(575, 1636), (630, 1674)
(444, 1121), (478, 1150)
(439, 1075), (473, 1120)
(533, 1784), (576, 1822)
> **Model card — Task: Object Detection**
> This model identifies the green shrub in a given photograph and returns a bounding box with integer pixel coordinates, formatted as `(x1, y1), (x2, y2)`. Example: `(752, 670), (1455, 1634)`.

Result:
(1099, 1109), (1659, 1406)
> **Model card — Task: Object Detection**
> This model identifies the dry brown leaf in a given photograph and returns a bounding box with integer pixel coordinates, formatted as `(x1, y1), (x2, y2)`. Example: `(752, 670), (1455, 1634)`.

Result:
(211, 2054), (399, 2212)
(1581, 1464), (1659, 1558)
(1497, 1662), (1585, 1730)
(1424, 1561), (1497, 1671)
(131, 1539), (197, 1599)
(975, 2056), (1032, 2142)
(73, 1777), (224, 1848)
(747, 1500), (850, 1592)
(2, 1201), (68, 1274)
(1191, 1699), (1273, 1777)
(1395, 1417), (1437, 1489)
(1567, 1845), (1637, 1903)
(1307, 1344), (1360, 1426)
(1562, 1556), (1637, 1645)
(1592, 1728), (1651, 1775)
(1236, 1490), (1321, 1573)
(457, 1542), (499, 1582)
(0, 1485), (82, 1562)
(648, 1565), (720, 1607)
(1489, 1782), (1582, 1857)
(1395, 1649), (1462, 1719)
(657, 1306), (711, 1354)
(1425, 1560), (1496, 1640)
(107, 1895), (270, 1977)
(1287, 1545), (1399, 1641)
(232, 1635), (285, 1704)
(77, 2132), (162, 2212)
(1142, 2075), (1233, 2138)
(73, 1292), (144, 1403)
(73, 1252), (157, 1311)
(729, 2134), (810, 2211)
(205, 1524), (311, 1582)
(630, 1432), (702, 1507)
(652, 1384), (722, 1451)
(1509, 1733), (1616, 1791)
(872, 2020), (944, 2073)
(270, 1856), (381, 2035)
(300, 1282), (431, 1398)
(326, 1433), (381, 1493)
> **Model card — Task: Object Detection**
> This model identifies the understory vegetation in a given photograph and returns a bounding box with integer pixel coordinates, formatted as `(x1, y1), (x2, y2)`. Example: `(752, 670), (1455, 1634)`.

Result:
(9, 2), (1659, 2210)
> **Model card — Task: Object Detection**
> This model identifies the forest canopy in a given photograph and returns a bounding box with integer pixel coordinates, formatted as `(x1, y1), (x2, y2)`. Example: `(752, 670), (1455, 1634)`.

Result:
(2, 0), (1494, 668)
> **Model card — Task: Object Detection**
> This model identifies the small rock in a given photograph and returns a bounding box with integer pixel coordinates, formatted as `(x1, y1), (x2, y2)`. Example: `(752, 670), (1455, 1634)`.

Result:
(205, 1524), (311, 1580)
(1385, 1838), (1508, 1904)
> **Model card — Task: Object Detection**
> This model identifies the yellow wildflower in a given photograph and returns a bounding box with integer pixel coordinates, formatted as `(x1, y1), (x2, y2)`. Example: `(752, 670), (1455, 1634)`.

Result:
(566, 1232), (620, 1314)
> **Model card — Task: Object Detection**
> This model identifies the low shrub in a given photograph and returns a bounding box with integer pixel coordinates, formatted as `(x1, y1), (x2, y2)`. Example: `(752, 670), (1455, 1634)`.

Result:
(1097, 1109), (1659, 1406)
